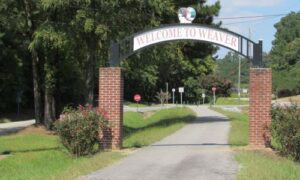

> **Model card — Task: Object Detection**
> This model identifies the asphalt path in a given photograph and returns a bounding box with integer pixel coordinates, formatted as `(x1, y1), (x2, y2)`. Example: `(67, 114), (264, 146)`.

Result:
(0, 120), (35, 135)
(82, 106), (238, 180)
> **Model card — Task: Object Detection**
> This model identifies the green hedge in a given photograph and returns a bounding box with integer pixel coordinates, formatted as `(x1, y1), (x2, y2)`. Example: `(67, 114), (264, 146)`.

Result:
(270, 104), (300, 161)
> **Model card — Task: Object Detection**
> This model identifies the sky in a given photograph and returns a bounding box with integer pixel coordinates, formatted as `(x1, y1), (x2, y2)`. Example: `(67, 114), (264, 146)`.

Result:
(206, 0), (300, 58)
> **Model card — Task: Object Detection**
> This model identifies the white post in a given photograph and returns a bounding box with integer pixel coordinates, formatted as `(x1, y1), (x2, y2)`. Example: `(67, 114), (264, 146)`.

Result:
(180, 92), (183, 106)
(213, 91), (216, 106)
(172, 89), (175, 104)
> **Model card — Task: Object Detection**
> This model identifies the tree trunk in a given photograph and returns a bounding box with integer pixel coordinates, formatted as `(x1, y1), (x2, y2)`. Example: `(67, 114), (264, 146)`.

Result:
(44, 50), (58, 129)
(84, 37), (96, 105)
(23, 0), (43, 124)
(44, 88), (55, 129)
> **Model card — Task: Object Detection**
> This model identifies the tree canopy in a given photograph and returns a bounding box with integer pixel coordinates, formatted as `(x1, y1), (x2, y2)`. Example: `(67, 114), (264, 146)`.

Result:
(269, 12), (300, 96)
(0, 0), (224, 128)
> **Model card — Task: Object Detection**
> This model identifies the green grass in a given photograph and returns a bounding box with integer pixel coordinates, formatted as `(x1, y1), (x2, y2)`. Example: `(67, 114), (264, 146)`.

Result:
(212, 107), (249, 146)
(124, 101), (150, 107)
(212, 107), (300, 180)
(235, 151), (300, 180)
(0, 107), (196, 179)
(123, 108), (196, 148)
(275, 95), (300, 103)
(0, 133), (125, 180)
(215, 97), (249, 105)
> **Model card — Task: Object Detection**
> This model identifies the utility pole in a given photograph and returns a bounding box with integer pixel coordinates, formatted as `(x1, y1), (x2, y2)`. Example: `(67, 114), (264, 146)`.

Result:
(238, 56), (241, 101)
(166, 82), (169, 104)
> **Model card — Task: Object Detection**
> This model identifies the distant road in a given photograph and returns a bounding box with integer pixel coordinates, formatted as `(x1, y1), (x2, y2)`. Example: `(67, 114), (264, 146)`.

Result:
(0, 120), (35, 135)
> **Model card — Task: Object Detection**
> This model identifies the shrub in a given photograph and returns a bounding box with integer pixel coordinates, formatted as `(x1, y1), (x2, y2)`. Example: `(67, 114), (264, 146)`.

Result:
(270, 104), (300, 161)
(55, 105), (108, 156)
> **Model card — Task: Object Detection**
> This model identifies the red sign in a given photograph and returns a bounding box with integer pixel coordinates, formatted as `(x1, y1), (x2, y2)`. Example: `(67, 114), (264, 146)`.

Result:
(212, 87), (217, 92)
(134, 94), (141, 102)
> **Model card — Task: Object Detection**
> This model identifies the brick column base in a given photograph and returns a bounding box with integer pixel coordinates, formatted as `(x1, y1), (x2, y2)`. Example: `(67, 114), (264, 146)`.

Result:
(249, 68), (272, 147)
(98, 67), (123, 149)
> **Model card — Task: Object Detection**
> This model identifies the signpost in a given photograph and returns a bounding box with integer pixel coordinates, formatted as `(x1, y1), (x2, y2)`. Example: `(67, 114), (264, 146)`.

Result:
(212, 87), (216, 106)
(172, 88), (175, 104)
(134, 94), (141, 111)
(202, 93), (206, 105)
(179, 87), (184, 105)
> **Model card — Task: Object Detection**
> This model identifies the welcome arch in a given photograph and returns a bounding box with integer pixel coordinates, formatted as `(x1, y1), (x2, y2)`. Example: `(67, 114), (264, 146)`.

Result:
(109, 24), (263, 67)
(99, 24), (272, 149)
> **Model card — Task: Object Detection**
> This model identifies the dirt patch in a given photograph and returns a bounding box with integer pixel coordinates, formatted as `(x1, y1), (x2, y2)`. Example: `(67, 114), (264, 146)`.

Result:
(233, 146), (280, 159)
(0, 154), (10, 161)
(141, 111), (155, 119)
(16, 125), (55, 136)
(112, 148), (139, 155)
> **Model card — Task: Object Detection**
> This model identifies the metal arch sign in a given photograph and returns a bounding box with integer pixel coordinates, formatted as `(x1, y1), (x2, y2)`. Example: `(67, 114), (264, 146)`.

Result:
(133, 25), (239, 52)
(109, 24), (263, 67)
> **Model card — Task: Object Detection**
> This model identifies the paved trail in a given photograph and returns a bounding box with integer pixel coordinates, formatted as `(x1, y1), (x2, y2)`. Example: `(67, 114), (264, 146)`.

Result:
(0, 120), (35, 135)
(83, 106), (238, 180)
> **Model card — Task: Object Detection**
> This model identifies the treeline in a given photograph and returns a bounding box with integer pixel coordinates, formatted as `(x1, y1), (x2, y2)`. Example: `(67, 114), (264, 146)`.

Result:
(0, 0), (222, 128)
(215, 52), (249, 88)
(267, 12), (300, 97)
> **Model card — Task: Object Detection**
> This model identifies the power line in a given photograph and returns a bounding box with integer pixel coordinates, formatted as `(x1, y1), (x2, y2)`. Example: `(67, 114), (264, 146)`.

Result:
(223, 16), (280, 26)
(215, 13), (288, 20)
(31, 13), (287, 28)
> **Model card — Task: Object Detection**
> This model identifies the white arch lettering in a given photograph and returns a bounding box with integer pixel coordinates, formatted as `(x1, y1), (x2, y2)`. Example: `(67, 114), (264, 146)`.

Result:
(133, 25), (239, 51)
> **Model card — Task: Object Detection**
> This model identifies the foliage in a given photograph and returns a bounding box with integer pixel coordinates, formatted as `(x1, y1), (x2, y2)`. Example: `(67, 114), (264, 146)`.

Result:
(182, 74), (232, 103)
(269, 12), (300, 96)
(270, 104), (300, 161)
(215, 52), (250, 86)
(155, 90), (171, 104)
(0, 0), (222, 127)
(123, 1), (221, 103)
(55, 105), (107, 156)
(273, 61), (300, 97)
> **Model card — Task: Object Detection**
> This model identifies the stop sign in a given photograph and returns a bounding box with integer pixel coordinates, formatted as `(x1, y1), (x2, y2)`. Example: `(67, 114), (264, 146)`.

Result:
(212, 87), (217, 92)
(134, 94), (141, 102)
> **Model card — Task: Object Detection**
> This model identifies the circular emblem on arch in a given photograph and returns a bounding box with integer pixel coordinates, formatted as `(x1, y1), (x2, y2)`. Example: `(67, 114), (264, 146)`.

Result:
(178, 7), (196, 23)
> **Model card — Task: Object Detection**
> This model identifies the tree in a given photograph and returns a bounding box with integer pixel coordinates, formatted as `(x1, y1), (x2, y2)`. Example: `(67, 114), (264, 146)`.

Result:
(270, 12), (300, 70)
(0, 0), (223, 129)
(215, 52), (250, 87)
(269, 12), (300, 96)
(123, 0), (221, 102)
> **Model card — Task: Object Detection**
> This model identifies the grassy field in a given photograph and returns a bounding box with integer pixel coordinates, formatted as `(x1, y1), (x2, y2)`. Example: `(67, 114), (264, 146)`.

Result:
(212, 107), (300, 180)
(215, 97), (249, 105)
(0, 128), (126, 180)
(123, 108), (196, 147)
(235, 151), (300, 180)
(124, 101), (150, 107)
(275, 95), (300, 103)
(212, 107), (249, 146)
(0, 107), (195, 180)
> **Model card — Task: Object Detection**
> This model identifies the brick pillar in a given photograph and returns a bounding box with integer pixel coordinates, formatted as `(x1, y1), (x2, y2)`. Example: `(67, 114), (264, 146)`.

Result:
(249, 68), (272, 147)
(98, 67), (123, 149)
